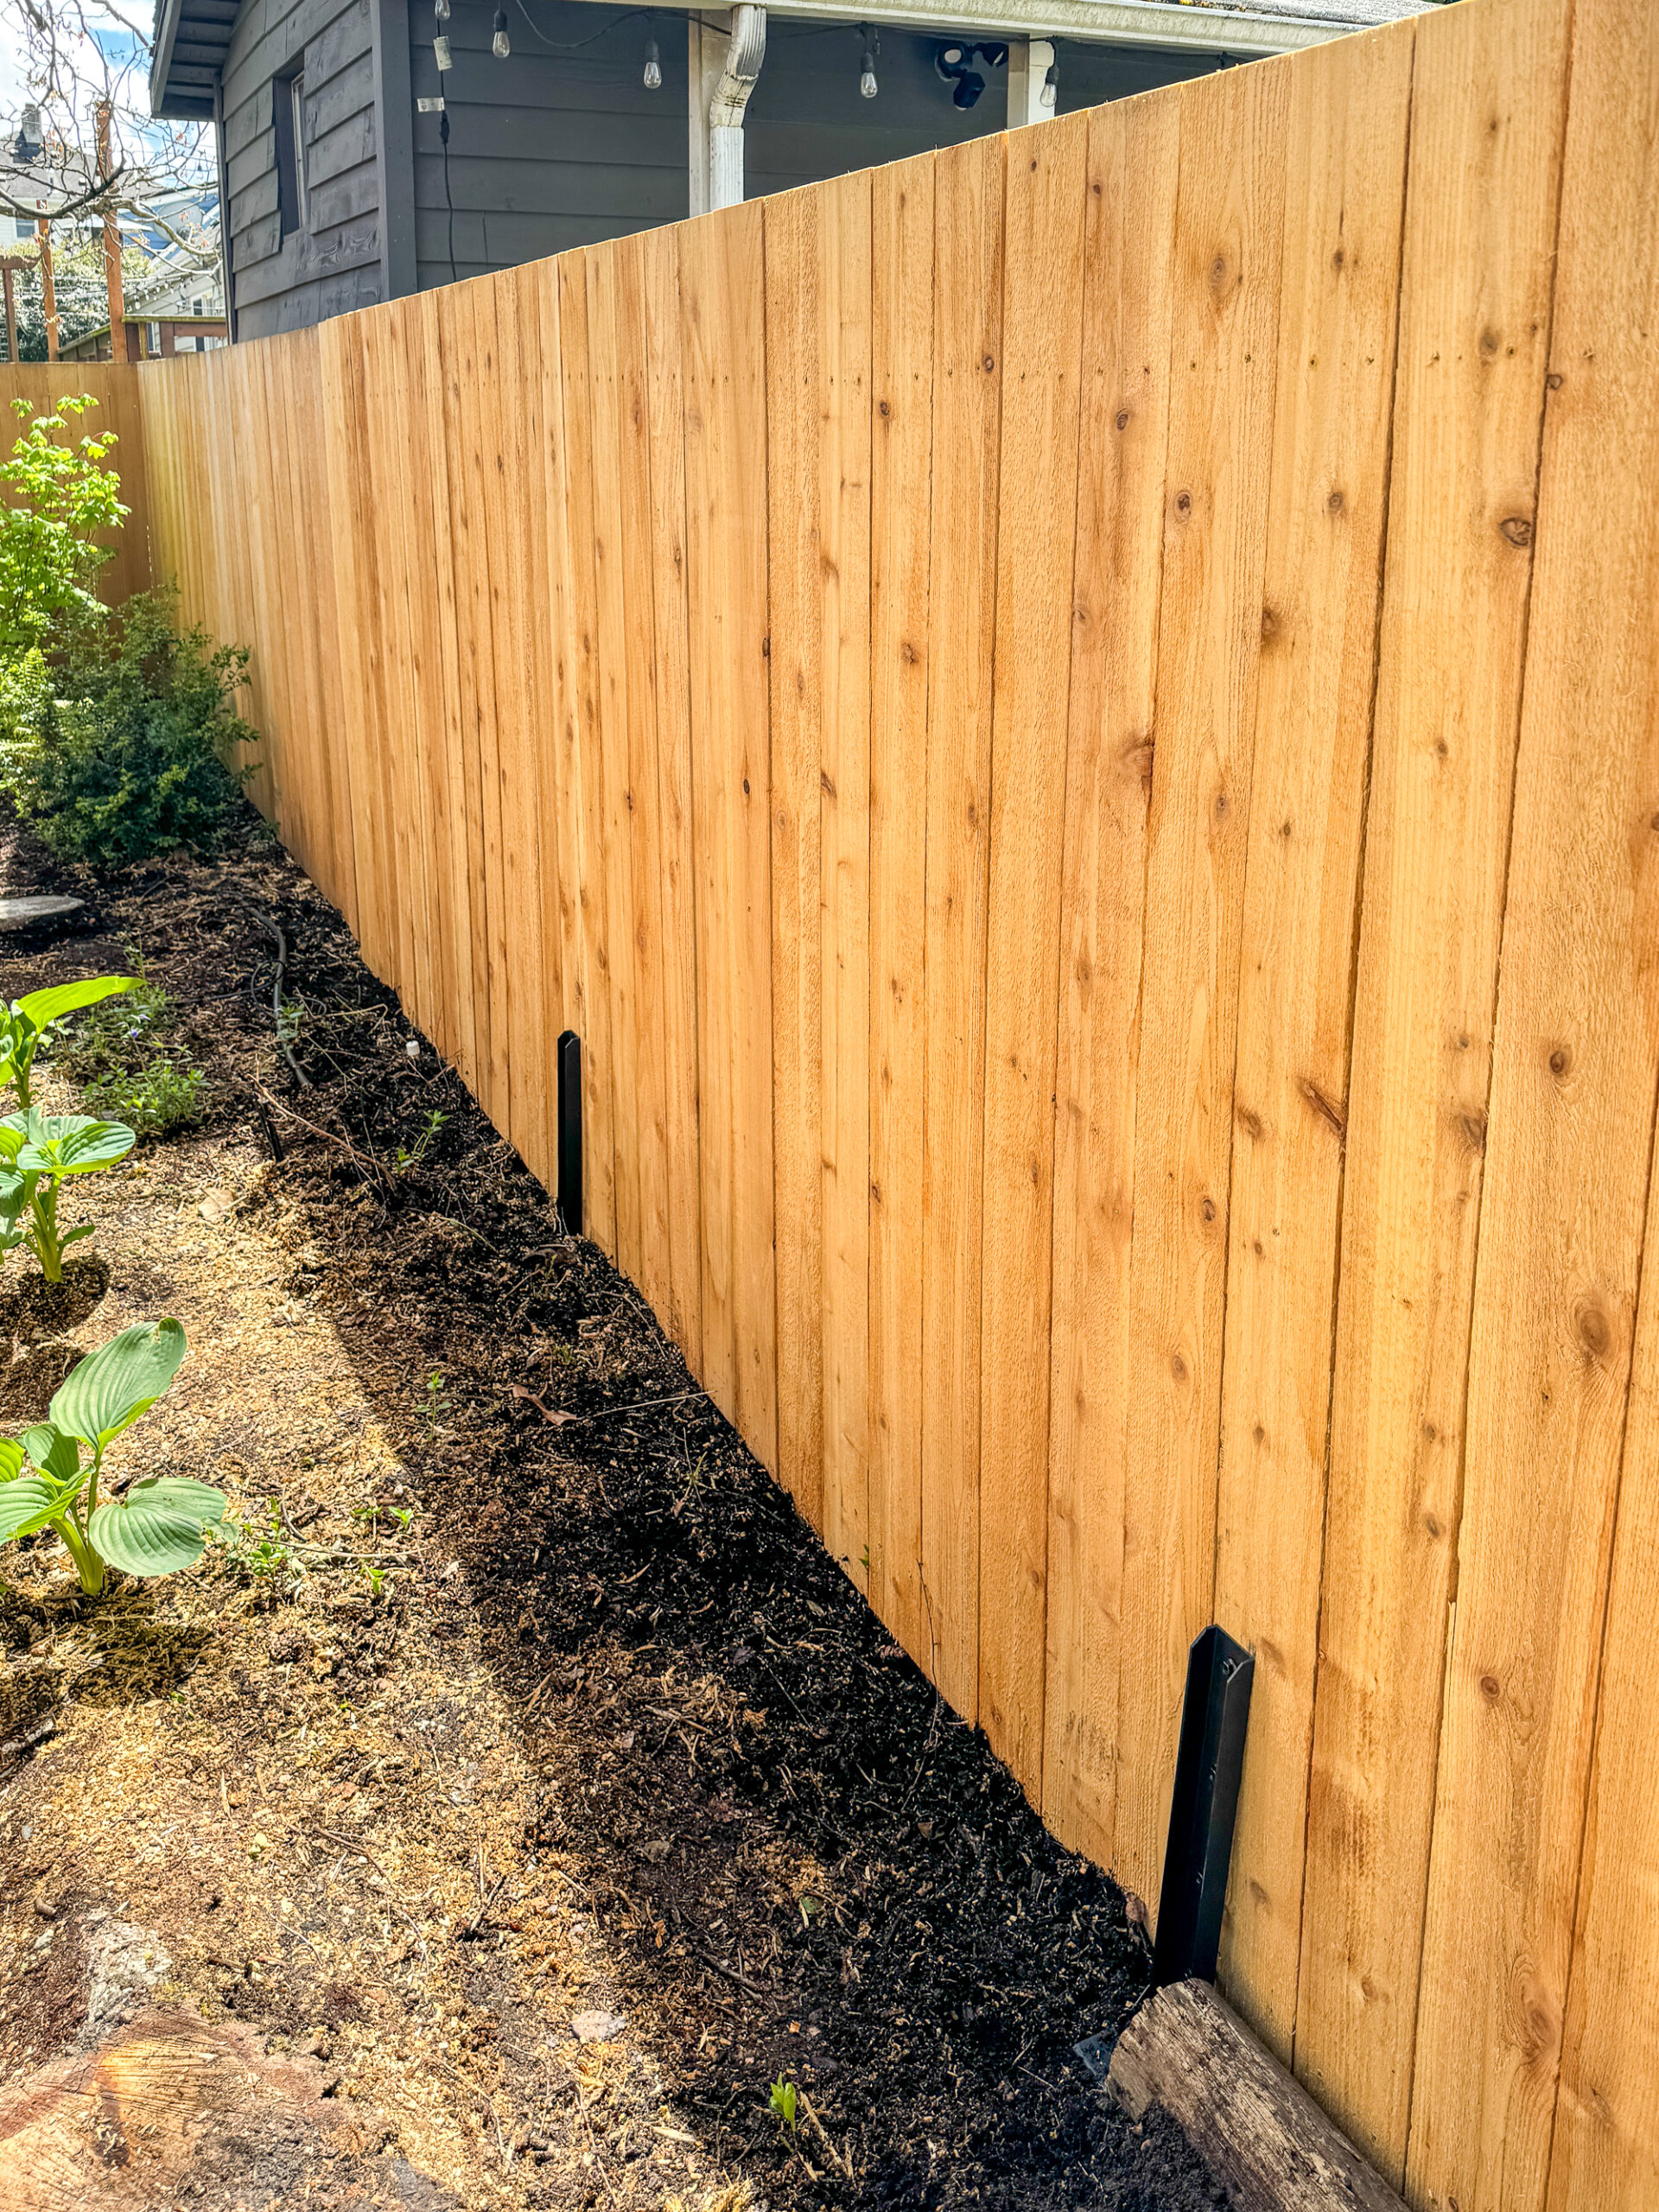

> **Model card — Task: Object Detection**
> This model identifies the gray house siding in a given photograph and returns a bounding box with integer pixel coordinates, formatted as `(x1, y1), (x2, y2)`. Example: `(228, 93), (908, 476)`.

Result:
(410, 3), (690, 290)
(221, 0), (385, 337)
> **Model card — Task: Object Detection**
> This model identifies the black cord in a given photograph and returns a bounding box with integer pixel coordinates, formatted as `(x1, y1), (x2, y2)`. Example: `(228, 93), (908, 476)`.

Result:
(509, 0), (651, 50)
(440, 107), (457, 287)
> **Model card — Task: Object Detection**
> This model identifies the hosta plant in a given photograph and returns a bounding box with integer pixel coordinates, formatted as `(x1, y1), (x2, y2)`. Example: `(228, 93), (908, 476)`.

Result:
(0, 975), (140, 1109)
(0, 1106), (136, 1280)
(0, 1319), (225, 1594)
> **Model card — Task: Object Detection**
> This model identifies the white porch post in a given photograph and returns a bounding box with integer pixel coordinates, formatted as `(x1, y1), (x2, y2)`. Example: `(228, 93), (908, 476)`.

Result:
(1006, 35), (1056, 124)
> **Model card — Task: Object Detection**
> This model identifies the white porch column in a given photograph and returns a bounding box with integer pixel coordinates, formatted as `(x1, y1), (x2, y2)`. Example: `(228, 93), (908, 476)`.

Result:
(1006, 36), (1056, 125)
(690, 5), (767, 216)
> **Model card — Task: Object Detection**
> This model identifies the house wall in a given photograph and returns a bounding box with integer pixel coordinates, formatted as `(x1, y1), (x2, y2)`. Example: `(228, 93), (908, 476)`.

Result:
(410, 3), (1227, 290)
(221, 0), (385, 337)
(409, 1), (690, 289)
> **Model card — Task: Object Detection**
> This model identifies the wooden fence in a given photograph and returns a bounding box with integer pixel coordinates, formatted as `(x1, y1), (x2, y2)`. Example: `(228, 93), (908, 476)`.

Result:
(5, 0), (1657, 2196)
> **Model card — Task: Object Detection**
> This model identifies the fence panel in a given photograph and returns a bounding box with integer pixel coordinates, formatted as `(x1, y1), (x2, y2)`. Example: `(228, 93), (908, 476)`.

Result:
(2, 0), (1652, 2194)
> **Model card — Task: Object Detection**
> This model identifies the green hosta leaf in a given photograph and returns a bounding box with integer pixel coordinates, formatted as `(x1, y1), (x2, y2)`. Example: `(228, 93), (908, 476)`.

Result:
(88, 1478), (226, 1578)
(0, 1128), (23, 1170)
(0, 1168), (22, 1227)
(0, 1436), (22, 1482)
(50, 1319), (187, 1450)
(13, 976), (139, 1037)
(15, 1115), (135, 1176)
(22, 1424), (80, 1485)
(60, 1224), (96, 1247)
(0, 1473), (68, 1542)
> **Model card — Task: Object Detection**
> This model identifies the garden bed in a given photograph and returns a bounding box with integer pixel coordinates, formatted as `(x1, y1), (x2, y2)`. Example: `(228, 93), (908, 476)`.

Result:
(0, 809), (1232, 2212)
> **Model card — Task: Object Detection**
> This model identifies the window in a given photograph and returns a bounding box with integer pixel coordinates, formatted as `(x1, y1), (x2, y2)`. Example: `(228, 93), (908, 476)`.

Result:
(273, 66), (308, 236)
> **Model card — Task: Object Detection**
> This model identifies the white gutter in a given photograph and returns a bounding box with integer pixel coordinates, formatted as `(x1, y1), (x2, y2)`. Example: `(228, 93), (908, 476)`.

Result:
(709, 5), (768, 209)
(751, 0), (1427, 55)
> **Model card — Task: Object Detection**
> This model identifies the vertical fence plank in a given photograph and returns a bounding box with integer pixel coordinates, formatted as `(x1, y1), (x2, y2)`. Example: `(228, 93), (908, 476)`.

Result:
(766, 181), (830, 1533)
(1114, 53), (1293, 1906)
(588, 243), (645, 1281)
(1211, 18), (1414, 2056)
(642, 226), (703, 1369)
(978, 109), (1090, 1797)
(918, 131), (1002, 1718)
(614, 237), (672, 1311)
(1408, 0), (1659, 2193)
(1296, 0), (1573, 2177)
(485, 268), (553, 1180)
(1534, 24), (1659, 2201)
(868, 153), (936, 1669)
(556, 255), (618, 1257)
(682, 198), (778, 1469)
(1040, 90), (1179, 1868)
(817, 175), (874, 1592)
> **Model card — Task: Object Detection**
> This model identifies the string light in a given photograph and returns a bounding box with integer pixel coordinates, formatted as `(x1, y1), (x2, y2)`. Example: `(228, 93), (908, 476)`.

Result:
(643, 31), (662, 88)
(493, 5), (511, 57)
(859, 25), (879, 99)
(433, 0), (449, 21)
(1041, 61), (1058, 108)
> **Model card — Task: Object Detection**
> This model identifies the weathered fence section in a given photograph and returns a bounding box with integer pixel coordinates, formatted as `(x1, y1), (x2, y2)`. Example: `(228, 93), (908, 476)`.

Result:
(6, 0), (1656, 2196)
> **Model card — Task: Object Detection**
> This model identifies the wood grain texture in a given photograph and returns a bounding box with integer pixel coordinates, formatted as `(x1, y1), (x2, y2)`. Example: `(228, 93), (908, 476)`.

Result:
(814, 173), (874, 1596)
(1040, 89), (1178, 1868)
(919, 131), (1001, 1720)
(977, 108), (1089, 1797)
(1211, 18), (1414, 2056)
(641, 225), (703, 1372)
(765, 182), (830, 1532)
(1406, 0), (1659, 2196)
(1109, 1980), (1408, 2212)
(1538, 22), (1659, 2200)
(681, 198), (778, 1471)
(868, 153), (935, 1673)
(1295, 0), (1574, 2177)
(554, 253), (618, 1259)
(1114, 54), (1292, 1911)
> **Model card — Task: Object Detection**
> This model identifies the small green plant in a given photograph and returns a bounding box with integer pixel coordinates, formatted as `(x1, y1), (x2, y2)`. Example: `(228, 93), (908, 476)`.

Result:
(0, 1319), (225, 1595)
(362, 1562), (387, 1600)
(0, 1106), (136, 1280)
(0, 588), (256, 868)
(394, 1109), (448, 1175)
(220, 1497), (292, 1582)
(769, 2078), (798, 2138)
(423, 1370), (448, 1437)
(86, 1056), (206, 1139)
(0, 975), (140, 1109)
(0, 396), (127, 655)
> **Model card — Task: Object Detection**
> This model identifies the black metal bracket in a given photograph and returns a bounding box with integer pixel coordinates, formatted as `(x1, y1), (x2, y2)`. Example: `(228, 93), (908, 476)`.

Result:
(556, 1029), (583, 1238)
(1151, 1624), (1255, 1987)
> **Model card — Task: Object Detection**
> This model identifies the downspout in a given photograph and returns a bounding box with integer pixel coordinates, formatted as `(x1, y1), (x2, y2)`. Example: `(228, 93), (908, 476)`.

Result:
(708, 5), (766, 213)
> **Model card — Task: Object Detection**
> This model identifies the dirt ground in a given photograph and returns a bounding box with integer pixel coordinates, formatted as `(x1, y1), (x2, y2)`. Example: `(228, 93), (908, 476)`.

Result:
(0, 810), (1233, 2212)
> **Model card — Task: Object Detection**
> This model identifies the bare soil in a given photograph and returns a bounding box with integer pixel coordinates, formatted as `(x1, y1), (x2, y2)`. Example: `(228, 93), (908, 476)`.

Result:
(0, 810), (1233, 2212)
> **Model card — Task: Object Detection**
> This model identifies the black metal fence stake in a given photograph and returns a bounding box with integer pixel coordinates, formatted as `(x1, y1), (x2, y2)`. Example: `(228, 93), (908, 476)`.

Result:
(1151, 1624), (1255, 1988)
(556, 1029), (583, 1238)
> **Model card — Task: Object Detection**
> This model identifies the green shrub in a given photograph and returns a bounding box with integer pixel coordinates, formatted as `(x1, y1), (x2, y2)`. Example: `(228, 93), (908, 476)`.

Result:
(0, 396), (126, 655)
(0, 587), (256, 867)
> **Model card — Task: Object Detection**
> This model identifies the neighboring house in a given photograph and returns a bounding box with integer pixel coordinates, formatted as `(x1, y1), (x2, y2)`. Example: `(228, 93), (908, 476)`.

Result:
(150, 0), (1428, 344)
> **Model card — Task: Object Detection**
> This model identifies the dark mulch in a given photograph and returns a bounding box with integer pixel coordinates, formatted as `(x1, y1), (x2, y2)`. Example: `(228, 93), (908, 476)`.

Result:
(0, 804), (1231, 2212)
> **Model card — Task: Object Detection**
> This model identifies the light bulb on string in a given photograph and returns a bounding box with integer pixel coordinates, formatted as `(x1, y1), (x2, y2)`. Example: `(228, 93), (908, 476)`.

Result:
(433, 0), (449, 21)
(493, 6), (510, 58)
(859, 27), (879, 98)
(643, 34), (662, 88)
(1040, 62), (1058, 108)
